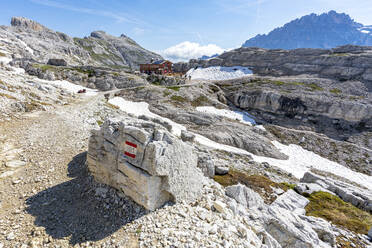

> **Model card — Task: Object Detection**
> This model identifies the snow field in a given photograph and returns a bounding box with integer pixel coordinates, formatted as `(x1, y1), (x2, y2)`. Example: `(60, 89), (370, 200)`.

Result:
(186, 66), (252, 80)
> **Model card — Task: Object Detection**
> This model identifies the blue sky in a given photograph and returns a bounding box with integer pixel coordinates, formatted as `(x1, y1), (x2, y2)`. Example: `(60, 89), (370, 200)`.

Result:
(1, 0), (372, 61)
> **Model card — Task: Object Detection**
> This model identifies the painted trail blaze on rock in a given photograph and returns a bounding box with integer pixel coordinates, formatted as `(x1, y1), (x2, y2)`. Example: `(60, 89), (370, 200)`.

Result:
(87, 118), (204, 211)
(124, 141), (137, 158)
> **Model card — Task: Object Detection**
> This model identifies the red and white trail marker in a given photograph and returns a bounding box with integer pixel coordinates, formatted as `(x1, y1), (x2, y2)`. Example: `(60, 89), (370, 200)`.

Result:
(124, 141), (137, 159)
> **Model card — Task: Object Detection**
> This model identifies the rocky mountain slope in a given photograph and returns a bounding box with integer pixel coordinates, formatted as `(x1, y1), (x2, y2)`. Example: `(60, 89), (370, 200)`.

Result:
(0, 17), (162, 69)
(0, 17), (371, 248)
(242, 11), (372, 49)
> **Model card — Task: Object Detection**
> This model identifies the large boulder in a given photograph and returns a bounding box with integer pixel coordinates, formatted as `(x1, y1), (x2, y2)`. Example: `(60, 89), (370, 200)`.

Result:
(87, 117), (204, 210)
(47, 58), (67, 67)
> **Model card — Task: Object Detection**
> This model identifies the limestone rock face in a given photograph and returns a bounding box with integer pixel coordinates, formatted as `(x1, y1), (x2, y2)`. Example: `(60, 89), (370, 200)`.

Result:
(225, 184), (265, 209)
(1, 17), (162, 68)
(11, 17), (47, 31)
(174, 45), (372, 91)
(271, 190), (309, 215)
(226, 185), (335, 248)
(87, 117), (204, 211)
(301, 172), (372, 212)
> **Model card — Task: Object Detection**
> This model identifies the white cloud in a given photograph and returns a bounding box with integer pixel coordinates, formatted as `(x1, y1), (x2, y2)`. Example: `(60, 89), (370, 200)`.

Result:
(161, 41), (225, 62)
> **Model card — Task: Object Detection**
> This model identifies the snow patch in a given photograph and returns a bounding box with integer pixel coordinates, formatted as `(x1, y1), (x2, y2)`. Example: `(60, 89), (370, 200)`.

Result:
(36, 78), (97, 96)
(186, 66), (252, 81)
(251, 141), (372, 189)
(196, 106), (256, 125)
(108, 97), (186, 136)
(108, 97), (372, 188)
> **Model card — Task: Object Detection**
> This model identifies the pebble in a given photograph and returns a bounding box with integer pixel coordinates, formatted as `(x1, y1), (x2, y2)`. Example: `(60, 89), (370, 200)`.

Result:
(6, 232), (15, 240)
(213, 200), (226, 214)
(6, 160), (26, 168)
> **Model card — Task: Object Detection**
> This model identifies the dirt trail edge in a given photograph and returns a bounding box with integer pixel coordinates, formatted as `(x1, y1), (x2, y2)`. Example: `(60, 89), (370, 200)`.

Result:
(0, 93), (142, 247)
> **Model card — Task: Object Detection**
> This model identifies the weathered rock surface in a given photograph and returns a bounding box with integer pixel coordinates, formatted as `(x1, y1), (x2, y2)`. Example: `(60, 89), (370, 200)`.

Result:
(216, 77), (372, 146)
(87, 117), (204, 210)
(271, 189), (309, 215)
(1, 17), (162, 69)
(294, 183), (330, 195)
(301, 172), (372, 212)
(175, 45), (372, 91)
(225, 184), (265, 209)
(146, 74), (186, 86)
(226, 184), (336, 248)
(47, 58), (67, 67)
(21, 62), (148, 91)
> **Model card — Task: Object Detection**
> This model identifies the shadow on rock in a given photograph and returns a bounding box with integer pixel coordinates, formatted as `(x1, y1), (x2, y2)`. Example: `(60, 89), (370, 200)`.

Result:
(26, 152), (146, 245)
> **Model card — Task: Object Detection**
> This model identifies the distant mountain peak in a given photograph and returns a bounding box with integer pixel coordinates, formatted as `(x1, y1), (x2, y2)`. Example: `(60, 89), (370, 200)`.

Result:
(242, 11), (372, 49)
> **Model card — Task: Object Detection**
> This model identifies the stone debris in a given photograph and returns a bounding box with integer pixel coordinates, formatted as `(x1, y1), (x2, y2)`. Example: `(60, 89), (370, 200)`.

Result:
(87, 117), (204, 210)
(225, 184), (336, 248)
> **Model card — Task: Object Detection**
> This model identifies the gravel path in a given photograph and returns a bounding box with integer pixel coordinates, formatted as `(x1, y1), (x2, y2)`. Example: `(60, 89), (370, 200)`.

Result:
(0, 94), (143, 247)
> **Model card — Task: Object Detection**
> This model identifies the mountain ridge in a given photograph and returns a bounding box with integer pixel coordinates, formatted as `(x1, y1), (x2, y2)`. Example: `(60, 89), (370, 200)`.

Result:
(242, 10), (372, 49)
(1, 16), (162, 69)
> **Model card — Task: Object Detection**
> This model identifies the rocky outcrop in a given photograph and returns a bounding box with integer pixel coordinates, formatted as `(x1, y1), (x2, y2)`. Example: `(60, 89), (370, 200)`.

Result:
(11, 17), (47, 32)
(225, 184), (265, 209)
(300, 172), (372, 212)
(226, 185), (336, 248)
(21, 62), (147, 91)
(146, 74), (186, 86)
(87, 118), (204, 210)
(47, 59), (67, 67)
(0, 17), (162, 69)
(174, 45), (372, 91)
(216, 78), (372, 142)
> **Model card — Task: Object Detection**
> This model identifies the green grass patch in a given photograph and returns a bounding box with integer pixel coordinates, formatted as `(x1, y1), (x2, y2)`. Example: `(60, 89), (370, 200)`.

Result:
(306, 83), (323, 91)
(329, 53), (349, 57)
(170, 95), (187, 103)
(166, 86), (180, 91)
(305, 191), (372, 234)
(214, 169), (292, 203)
(330, 88), (342, 94)
(279, 182), (296, 190)
(32, 64), (59, 72)
(163, 90), (171, 97)
(96, 120), (103, 126)
(191, 95), (210, 107)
